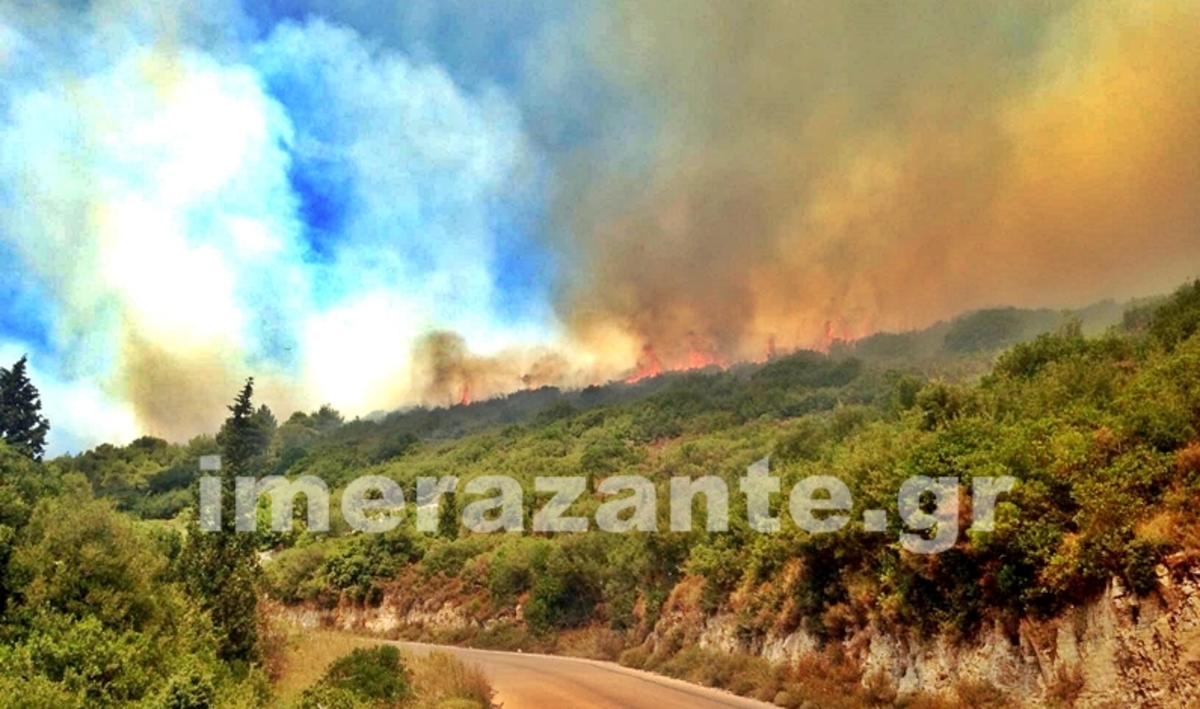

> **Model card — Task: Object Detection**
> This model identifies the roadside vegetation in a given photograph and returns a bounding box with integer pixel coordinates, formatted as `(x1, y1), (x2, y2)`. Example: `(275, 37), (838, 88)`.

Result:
(284, 639), (494, 709)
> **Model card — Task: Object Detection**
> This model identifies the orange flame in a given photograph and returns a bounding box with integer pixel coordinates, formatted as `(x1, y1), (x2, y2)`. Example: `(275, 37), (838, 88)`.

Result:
(683, 347), (726, 371)
(821, 319), (861, 352)
(680, 332), (727, 371)
(625, 345), (664, 383)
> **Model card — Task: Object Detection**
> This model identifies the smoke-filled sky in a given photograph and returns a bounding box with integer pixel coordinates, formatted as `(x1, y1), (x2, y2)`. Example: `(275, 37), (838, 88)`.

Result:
(0, 0), (1197, 454)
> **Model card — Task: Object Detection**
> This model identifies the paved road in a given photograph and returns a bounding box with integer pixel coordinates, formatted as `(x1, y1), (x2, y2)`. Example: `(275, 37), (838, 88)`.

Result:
(398, 642), (776, 709)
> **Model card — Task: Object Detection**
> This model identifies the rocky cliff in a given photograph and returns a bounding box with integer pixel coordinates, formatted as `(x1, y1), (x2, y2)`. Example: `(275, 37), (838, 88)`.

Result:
(650, 554), (1200, 708)
(281, 554), (1200, 707)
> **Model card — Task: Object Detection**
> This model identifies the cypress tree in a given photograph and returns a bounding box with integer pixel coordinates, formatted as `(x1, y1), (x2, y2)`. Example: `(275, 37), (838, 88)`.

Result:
(438, 490), (459, 540)
(181, 378), (266, 670)
(0, 356), (50, 461)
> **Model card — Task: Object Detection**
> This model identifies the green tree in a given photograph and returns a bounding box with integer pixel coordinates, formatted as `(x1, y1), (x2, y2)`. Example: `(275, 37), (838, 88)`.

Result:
(1148, 279), (1200, 350)
(13, 496), (171, 632)
(0, 442), (42, 616)
(312, 404), (345, 435)
(179, 378), (266, 670)
(438, 490), (459, 540)
(253, 404), (278, 434)
(0, 356), (50, 461)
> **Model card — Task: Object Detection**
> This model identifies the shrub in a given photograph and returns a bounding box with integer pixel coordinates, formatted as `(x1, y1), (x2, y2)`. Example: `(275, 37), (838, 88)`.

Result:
(158, 663), (216, 709)
(320, 645), (412, 706)
(618, 646), (650, 669)
(421, 537), (492, 579)
(320, 531), (421, 604)
(992, 326), (1088, 381)
(264, 544), (329, 603)
(522, 545), (602, 634)
(295, 684), (369, 709)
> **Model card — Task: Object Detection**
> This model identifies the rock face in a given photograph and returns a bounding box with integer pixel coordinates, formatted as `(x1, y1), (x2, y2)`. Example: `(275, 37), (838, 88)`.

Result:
(284, 558), (1200, 707)
(861, 562), (1200, 708)
(276, 577), (517, 640)
(279, 592), (482, 636)
(645, 559), (1200, 708)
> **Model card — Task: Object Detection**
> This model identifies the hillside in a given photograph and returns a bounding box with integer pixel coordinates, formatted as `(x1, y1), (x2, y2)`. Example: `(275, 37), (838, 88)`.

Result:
(5, 284), (1198, 707)
(62, 297), (1133, 522)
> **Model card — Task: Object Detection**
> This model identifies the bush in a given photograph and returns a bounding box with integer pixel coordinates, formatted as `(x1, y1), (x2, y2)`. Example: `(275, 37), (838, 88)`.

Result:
(13, 497), (170, 632)
(422, 537), (492, 579)
(992, 326), (1089, 380)
(618, 646), (651, 669)
(158, 663), (216, 709)
(522, 545), (602, 634)
(370, 433), (420, 464)
(320, 645), (412, 707)
(264, 544), (329, 603)
(320, 530), (422, 604)
(295, 684), (369, 709)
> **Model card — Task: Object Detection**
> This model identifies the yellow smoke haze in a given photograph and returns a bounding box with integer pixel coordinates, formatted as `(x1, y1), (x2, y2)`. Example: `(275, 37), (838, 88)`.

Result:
(559, 0), (1200, 365)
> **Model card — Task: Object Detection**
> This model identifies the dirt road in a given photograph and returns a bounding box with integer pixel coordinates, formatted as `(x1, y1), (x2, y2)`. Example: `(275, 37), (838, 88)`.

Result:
(398, 642), (777, 709)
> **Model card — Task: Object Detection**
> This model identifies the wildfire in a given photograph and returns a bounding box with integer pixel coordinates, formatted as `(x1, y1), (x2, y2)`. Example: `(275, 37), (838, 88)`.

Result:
(679, 331), (727, 371)
(624, 340), (730, 383)
(684, 346), (727, 371)
(821, 319), (860, 352)
(686, 348), (712, 369)
(625, 345), (664, 383)
(459, 382), (471, 406)
(621, 320), (863, 386)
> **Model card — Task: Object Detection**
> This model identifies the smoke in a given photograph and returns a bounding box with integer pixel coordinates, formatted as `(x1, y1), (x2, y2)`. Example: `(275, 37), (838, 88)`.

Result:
(1, 0), (1199, 451)
(0, 20), (298, 442)
(411, 331), (599, 406)
(0, 2), (550, 447)
(557, 0), (1200, 364)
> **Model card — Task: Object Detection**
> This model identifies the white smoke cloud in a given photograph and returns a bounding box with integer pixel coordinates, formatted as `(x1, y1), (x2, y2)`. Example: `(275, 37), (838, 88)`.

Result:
(0, 3), (552, 452)
(257, 18), (551, 412)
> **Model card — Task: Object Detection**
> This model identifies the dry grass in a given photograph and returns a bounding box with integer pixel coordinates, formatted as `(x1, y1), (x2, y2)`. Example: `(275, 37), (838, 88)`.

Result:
(273, 630), (497, 708)
(260, 602), (297, 683)
(618, 642), (1015, 709)
(554, 626), (627, 661)
(621, 644), (862, 707)
(408, 651), (495, 709)
(273, 630), (382, 703)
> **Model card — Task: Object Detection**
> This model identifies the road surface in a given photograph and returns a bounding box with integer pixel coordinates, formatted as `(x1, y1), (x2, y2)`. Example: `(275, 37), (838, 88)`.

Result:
(398, 642), (777, 709)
